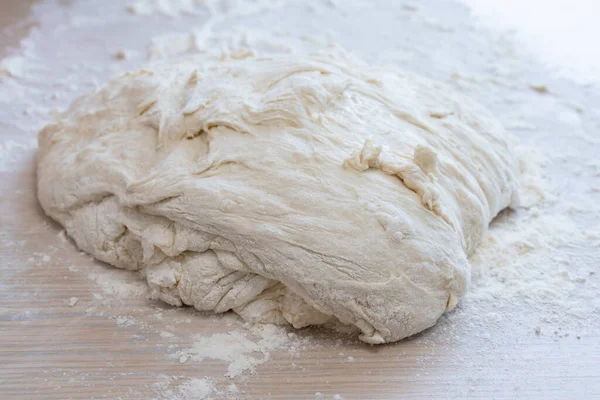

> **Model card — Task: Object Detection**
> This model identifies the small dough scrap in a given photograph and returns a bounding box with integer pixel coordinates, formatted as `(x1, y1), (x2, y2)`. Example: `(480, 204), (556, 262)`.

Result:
(37, 48), (519, 343)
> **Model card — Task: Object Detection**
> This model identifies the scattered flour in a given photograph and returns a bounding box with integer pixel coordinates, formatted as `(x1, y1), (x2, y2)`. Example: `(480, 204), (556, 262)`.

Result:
(151, 376), (217, 400)
(174, 324), (302, 377)
(471, 214), (583, 306)
(127, 0), (207, 17)
(513, 146), (554, 208)
(227, 383), (239, 393)
(0, 56), (39, 80)
(87, 268), (149, 299)
(114, 315), (137, 327)
(0, 139), (38, 171)
(461, 146), (600, 332)
(174, 378), (215, 400)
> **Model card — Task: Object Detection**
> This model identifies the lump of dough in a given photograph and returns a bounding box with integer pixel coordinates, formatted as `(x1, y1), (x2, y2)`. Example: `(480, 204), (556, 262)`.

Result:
(37, 48), (519, 344)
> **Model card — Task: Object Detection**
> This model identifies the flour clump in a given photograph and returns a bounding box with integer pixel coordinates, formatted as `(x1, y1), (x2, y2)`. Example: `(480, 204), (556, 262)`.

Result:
(37, 48), (519, 343)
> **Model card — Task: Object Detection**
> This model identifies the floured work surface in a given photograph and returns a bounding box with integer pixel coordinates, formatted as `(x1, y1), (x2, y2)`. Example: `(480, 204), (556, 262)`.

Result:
(1, 1), (599, 399)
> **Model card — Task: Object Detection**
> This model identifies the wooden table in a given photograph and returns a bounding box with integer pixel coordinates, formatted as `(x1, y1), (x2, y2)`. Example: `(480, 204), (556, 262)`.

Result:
(1, 1), (599, 399)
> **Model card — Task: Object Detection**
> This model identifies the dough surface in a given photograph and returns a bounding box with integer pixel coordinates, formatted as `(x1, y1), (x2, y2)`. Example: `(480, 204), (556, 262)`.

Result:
(37, 48), (519, 343)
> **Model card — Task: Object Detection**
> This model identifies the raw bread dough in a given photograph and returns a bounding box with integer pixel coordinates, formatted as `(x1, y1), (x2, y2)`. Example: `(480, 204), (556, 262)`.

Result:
(37, 48), (519, 343)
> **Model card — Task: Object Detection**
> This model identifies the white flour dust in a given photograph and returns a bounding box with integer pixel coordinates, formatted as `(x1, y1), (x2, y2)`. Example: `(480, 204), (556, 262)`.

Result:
(0, 139), (37, 172)
(151, 376), (216, 400)
(174, 324), (314, 377)
(87, 267), (149, 300)
(175, 378), (215, 399)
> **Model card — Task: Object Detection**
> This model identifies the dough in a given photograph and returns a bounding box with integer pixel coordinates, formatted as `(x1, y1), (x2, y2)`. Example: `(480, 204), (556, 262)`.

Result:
(37, 48), (519, 343)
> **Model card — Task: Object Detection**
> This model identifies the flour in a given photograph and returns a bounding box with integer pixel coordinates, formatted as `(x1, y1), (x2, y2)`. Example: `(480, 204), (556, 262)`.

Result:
(316, 395), (345, 400)
(512, 146), (553, 208)
(174, 323), (310, 377)
(151, 376), (217, 400)
(457, 157), (600, 338)
(0, 139), (37, 172)
(471, 214), (583, 305)
(127, 0), (207, 17)
(144, 1), (301, 61)
(227, 383), (239, 393)
(0, 55), (34, 79)
(461, 0), (600, 84)
(87, 268), (148, 299)
(173, 378), (215, 399)
(114, 315), (137, 327)
(128, 0), (286, 21)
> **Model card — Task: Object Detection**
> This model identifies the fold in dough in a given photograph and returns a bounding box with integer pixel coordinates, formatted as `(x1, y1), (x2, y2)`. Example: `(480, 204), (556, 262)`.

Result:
(37, 48), (519, 343)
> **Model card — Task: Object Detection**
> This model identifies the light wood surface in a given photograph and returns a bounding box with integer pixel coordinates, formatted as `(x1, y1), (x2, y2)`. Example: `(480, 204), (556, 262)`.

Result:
(1, 1), (599, 399)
